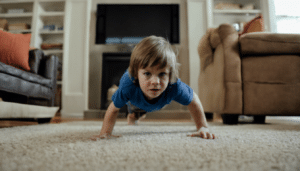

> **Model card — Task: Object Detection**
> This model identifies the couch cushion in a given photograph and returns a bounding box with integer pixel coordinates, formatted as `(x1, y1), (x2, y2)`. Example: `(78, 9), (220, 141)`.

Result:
(243, 82), (300, 115)
(240, 32), (300, 55)
(242, 55), (300, 84)
(0, 72), (52, 99)
(0, 30), (31, 71)
(0, 61), (53, 88)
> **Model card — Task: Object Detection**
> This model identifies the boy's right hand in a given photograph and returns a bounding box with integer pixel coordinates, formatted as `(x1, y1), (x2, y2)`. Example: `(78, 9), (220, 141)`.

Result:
(90, 133), (122, 141)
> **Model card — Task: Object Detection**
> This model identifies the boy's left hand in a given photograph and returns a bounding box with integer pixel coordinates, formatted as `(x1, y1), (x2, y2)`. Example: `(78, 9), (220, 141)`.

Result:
(187, 127), (216, 139)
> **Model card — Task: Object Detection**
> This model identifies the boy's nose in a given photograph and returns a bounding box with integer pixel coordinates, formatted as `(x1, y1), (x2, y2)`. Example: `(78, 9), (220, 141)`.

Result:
(150, 76), (160, 85)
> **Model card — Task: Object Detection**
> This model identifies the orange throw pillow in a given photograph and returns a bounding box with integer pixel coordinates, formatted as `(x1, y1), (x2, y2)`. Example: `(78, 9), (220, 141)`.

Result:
(0, 30), (31, 71)
(241, 14), (264, 35)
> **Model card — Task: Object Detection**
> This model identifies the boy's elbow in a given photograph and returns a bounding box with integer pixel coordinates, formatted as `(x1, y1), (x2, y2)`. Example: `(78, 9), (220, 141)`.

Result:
(108, 102), (121, 113)
(189, 92), (201, 106)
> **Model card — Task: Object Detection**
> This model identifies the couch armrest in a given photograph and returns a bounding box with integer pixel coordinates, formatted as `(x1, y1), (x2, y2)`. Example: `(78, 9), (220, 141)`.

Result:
(29, 49), (44, 74)
(240, 32), (300, 56)
(41, 55), (59, 79)
(218, 23), (242, 83)
(198, 24), (243, 114)
(38, 55), (59, 90)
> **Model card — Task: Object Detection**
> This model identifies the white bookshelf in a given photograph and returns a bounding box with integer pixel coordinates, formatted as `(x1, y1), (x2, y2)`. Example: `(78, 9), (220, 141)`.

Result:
(0, 0), (34, 35)
(207, 0), (268, 30)
(37, 0), (65, 110)
(0, 0), (66, 110)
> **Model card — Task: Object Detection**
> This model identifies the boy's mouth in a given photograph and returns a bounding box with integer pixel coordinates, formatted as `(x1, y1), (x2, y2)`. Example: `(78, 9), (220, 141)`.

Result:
(150, 89), (160, 92)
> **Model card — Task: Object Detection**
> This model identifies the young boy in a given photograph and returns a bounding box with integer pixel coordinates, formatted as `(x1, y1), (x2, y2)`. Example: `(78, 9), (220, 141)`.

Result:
(91, 36), (216, 140)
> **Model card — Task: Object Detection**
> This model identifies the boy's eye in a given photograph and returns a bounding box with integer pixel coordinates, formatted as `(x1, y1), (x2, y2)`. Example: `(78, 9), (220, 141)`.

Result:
(144, 72), (151, 76)
(159, 72), (167, 77)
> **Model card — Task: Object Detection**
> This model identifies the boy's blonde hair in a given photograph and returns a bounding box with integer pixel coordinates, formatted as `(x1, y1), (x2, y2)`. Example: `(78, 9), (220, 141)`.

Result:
(128, 35), (179, 84)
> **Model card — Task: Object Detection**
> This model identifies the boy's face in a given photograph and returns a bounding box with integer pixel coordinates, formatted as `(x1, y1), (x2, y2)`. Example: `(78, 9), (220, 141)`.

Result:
(137, 65), (170, 100)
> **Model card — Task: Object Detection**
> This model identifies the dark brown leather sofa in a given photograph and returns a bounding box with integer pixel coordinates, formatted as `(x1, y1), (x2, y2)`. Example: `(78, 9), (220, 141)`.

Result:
(0, 49), (59, 121)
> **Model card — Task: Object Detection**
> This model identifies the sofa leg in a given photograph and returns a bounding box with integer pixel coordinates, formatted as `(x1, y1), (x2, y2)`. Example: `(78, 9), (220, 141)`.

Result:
(221, 114), (239, 125)
(37, 118), (52, 124)
(253, 115), (266, 124)
(205, 112), (213, 120)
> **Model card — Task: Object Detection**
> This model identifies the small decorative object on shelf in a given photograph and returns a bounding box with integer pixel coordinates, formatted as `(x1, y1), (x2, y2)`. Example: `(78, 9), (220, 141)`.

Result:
(7, 9), (25, 14)
(232, 23), (240, 32)
(41, 43), (63, 50)
(42, 24), (56, 31)
(8, 23), (30, 31)
(57, 26), (63, 31)
(215, 2), (255, 10)
(242, 4), (254, 10)
(215, 2), (241, 10)
(0, 19), (8, 31)
(42, 25), (63, 32)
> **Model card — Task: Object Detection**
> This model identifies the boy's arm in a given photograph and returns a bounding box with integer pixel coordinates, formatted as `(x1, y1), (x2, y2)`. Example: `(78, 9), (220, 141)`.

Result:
(187, 92), (216, 139)
(91, 102), (121, 140)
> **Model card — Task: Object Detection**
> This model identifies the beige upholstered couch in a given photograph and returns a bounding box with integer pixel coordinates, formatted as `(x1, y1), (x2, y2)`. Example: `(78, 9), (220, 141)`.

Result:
(198, 23), (300, 124)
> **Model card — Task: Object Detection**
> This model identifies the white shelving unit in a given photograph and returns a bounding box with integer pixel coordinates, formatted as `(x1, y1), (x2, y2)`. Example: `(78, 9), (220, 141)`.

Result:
(206, 0), (268, 31)
(0, 0), (34, 40)
(35, 0), (65, 109)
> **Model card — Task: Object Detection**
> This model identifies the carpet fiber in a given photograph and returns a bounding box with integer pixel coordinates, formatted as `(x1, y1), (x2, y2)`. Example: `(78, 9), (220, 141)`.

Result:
(0, 117), (300, 171)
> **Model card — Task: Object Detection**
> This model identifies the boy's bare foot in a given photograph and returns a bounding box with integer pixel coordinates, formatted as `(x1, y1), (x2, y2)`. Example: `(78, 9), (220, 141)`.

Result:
(127, 113), (137, 125)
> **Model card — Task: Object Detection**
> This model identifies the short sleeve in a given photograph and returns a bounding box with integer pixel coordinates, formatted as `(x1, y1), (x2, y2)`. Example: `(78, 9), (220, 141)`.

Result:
(173, 80), (194, 105)
(111, 88), (129, 108)
(111, 70), (133, 108)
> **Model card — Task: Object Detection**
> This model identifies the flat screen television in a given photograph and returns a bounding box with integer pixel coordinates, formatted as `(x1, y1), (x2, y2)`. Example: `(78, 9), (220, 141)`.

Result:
(96, 4), (179, 44)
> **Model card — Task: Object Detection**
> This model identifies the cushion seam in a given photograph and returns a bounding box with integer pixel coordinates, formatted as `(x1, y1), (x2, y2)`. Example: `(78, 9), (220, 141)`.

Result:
(241, 37), (300, 44)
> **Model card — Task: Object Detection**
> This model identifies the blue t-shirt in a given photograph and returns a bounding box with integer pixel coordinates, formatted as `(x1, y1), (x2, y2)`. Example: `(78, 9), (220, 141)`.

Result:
(112, 71), (193, 112)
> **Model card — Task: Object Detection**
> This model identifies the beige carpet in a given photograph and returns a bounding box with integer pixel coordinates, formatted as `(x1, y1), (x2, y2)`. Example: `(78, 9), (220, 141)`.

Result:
(0, 117), (300, 171)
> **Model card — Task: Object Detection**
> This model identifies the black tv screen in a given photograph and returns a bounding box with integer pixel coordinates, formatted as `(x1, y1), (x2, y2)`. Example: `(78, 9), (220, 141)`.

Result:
(96, 4), (179, 44)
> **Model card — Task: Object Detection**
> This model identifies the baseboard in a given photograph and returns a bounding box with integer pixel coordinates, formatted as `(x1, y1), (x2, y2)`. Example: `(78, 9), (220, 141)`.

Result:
(84, 109), (191, 120)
